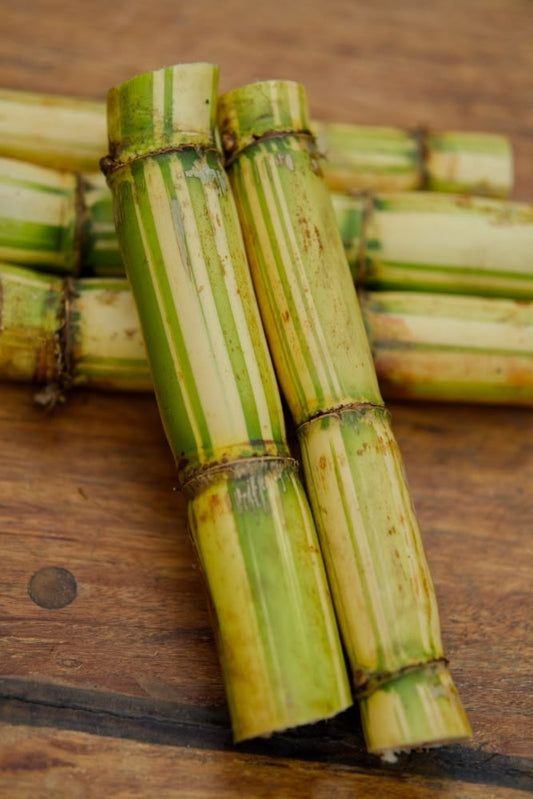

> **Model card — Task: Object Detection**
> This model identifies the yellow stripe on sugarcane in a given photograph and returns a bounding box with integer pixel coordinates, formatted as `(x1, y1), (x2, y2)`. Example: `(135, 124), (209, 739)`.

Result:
(218, 79), (471, 758)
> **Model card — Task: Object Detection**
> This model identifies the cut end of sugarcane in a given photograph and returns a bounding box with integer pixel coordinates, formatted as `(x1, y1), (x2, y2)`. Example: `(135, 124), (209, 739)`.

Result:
(232, 701), (351, 744)
(359, 661), (471, 761)
(105, 62), (219, 165)
(218, 79), (310, 158)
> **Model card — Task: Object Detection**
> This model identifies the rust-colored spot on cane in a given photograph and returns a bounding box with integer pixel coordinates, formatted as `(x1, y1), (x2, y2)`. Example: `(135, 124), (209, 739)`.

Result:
(319, 455), (328, 470)
(28, 566), (77, 609)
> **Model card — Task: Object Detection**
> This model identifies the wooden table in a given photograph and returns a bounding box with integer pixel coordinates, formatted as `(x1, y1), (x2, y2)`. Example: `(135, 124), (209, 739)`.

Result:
(1, 1), (532, 795)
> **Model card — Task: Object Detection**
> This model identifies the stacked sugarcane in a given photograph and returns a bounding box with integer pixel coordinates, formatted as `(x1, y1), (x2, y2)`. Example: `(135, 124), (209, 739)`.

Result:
(0, 67), (532, 757)
(1, 140), (532, 405)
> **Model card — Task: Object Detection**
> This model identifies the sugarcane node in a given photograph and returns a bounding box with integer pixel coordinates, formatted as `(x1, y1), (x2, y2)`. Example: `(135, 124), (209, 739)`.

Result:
(101, 145), (221, 176)
(410, 125), (430, 190)
(295, 401), (389, 432)
(181, 455), (300, 499)
(56, 277), (75, 392)
(223, 129), (315, 168)
(353, 657), (450, 698)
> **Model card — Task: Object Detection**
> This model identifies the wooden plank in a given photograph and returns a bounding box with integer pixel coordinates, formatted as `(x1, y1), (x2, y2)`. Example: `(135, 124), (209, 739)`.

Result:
(0, 724), (531, 799)
(1, 386), (531, 775)
(1, 0), (532, 794)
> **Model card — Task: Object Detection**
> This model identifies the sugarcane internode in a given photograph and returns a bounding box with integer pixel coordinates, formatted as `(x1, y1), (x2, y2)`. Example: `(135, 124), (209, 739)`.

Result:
(217, 78), (471, 757)
(102, 62), (351, 742)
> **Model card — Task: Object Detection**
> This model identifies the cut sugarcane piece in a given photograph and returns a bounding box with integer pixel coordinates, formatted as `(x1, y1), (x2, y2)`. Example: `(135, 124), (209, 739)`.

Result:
(0, 262), (151, 396)
(426, 130), (513, 198)
(0, 156), (123, 275)
(312, 121), (421, 193)
(218, 78), (471, 757)
(0, 87), (106, 172)
(334, 191), (533, 300)
(103, 63), (351, 741)
(0, 87), (513, 197)
(361, 289), (533, 406)
(68, 276), (150, 391)
(0, 262), (63, 383)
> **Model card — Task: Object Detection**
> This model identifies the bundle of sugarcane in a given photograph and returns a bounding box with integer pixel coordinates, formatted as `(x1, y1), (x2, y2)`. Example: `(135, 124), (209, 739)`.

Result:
(217, 79), (471, 758)
(3, 261), (532, 408)
(99, 62), (352, 742)
(0, 86), (513, 197)
(334, 191), (533, 299)
(2, 154), (532, 298)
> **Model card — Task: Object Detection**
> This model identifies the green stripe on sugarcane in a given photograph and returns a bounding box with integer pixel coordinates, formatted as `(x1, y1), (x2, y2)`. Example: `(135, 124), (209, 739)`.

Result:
(104, 62), (351, 742)
(218, 79), (471, 757)
(336, 190), (533, 299)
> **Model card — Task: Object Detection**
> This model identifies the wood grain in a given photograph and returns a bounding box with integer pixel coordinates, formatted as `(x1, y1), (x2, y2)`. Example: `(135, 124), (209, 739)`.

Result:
(1, 0), (532, 795)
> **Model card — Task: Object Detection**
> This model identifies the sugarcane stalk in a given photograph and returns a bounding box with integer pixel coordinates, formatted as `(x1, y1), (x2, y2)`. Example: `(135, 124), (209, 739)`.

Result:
(102, 63), (351, 742)
(313, 121), (513, 199)
(334, 191), (533, 299)
(3, 261), (532, 407)
(217, 79), (471, 757)
(1, 87), (513, 197)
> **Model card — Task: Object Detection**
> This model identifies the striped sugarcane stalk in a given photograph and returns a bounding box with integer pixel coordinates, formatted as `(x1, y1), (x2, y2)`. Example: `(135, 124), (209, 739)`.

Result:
(0, 87), (513, 197)
(314, 120), (513, 198)
(217, 79), (471, 758)
(3, 153), (532, 300)
(3, 261), (532, 407)
(0, 156), (121, 275)
(333, 191), (533, 299)
(102, 63), (351, 742)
